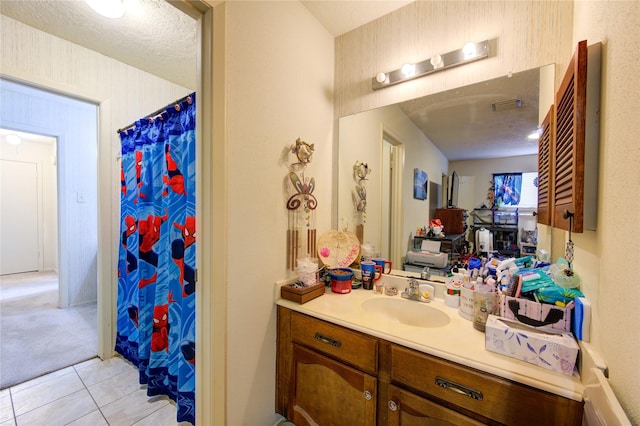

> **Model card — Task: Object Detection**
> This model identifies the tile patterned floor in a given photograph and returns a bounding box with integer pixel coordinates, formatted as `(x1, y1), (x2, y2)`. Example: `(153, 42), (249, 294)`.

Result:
(0, 356), (192, 426)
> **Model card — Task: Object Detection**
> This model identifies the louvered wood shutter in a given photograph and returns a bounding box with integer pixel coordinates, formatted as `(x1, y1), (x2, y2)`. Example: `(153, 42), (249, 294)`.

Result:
(553, 40), (587, 232)
(537, 105), (554, 226)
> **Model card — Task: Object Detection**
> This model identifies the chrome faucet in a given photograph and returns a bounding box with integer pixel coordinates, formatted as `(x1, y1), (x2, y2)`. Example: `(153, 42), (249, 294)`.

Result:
(421, 266), (431, 280)
(401, 278), (431, 302)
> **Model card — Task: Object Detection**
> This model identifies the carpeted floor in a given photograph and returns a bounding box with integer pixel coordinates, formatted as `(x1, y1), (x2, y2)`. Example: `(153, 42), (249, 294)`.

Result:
(0, 272), (97, 389)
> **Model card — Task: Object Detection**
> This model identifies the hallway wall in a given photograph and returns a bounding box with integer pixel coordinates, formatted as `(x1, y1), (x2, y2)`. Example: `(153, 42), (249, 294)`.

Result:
(1, 80), (97, 307)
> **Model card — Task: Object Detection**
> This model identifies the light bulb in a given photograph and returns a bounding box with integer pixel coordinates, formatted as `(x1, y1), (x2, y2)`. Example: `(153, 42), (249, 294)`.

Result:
(376, 72), (387, 83)
(430, 54), (442, 69)
(463, 42), (476, 59)
(401, 63), (416, 77)
(85, 0), (126, 18)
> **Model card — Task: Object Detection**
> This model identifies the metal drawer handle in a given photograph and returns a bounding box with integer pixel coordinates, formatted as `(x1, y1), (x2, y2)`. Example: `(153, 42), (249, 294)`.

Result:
(314, 332), (341, 347)
(435, 376), (483, 400)
(364, 390), (372, 400)
(388, 400), (398, 411)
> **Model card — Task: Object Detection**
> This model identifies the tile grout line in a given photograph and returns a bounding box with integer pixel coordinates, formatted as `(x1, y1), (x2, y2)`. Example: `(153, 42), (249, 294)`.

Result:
(8, 388), (17, 425)
(73, 364), (110, 426)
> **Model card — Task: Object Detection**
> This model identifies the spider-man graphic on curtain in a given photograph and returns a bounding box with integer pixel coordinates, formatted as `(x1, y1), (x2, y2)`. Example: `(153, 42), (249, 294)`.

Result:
(116, 93), (196, 425)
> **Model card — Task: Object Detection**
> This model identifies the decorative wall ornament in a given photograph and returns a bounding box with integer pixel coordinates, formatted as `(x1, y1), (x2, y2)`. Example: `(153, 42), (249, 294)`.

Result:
(353, 161), (370, 243)
(285, 138), (318, 270)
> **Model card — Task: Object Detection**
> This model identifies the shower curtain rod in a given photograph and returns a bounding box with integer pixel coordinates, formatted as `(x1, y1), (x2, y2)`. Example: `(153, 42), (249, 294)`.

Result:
(116, 93), (193, 134)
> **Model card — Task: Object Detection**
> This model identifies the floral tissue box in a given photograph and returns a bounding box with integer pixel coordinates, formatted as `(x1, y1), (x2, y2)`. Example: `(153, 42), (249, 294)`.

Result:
(485, 315), (579, 376)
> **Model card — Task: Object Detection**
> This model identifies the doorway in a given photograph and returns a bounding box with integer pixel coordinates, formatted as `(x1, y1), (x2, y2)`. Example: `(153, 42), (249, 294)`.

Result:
(381, 134), (404, 267)
(0, 81), (99, 387)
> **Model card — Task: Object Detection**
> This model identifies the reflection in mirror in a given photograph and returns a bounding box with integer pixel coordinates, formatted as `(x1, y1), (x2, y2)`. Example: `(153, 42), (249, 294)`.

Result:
(338, 65), (555, 278)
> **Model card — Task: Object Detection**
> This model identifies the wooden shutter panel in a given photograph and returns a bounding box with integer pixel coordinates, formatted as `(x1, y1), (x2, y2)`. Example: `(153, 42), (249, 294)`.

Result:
(537, 104), (554, 226)
(553, 40), (587, 232)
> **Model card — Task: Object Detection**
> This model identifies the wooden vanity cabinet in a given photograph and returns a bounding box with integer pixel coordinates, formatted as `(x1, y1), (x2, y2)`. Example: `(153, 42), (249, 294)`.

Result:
(276, 306), (583, 426)
(386, 384), (483, 426)
(390, 345), (583, 425)
(277, 307), (378, 425)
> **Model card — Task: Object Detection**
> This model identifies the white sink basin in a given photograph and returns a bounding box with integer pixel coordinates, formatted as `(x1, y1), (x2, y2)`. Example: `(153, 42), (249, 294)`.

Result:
(361, 297), (451, 328)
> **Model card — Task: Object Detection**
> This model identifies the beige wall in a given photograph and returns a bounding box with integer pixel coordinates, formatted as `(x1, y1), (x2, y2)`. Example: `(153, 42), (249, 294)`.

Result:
(570, 1), (640, 422)
(335, 1), (574, 118)
(338, 104), (448, 260)
(334, 1), (639, 422)
(221, 3), (335, 424)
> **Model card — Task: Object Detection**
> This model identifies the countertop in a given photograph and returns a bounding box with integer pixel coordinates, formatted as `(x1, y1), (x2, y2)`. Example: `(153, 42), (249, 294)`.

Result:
(275, 275), (585, 402)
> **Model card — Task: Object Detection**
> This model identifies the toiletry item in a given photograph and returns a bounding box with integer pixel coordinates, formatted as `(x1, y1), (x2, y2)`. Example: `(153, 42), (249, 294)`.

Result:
(459, 284), (474, 320)
(296, 257), (319, 287)
(572, 297), (590, 341)
(472, 285), (499, 331)
(360, 242), (375, 263)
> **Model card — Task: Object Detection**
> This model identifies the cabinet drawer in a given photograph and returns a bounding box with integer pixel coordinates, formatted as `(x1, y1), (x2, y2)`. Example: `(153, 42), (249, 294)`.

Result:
(390, 345), (582, 425)
(387, 384), (483, 426)
(291, 312), (378, 374)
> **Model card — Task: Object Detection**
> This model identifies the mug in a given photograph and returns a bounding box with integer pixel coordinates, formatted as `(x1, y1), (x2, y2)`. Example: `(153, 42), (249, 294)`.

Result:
(372, 258), (392, 274)
(361, 261), (382, 290)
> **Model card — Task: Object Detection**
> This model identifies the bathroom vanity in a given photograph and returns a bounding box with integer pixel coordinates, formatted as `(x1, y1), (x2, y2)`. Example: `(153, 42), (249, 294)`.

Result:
(276, 278), (584, 425)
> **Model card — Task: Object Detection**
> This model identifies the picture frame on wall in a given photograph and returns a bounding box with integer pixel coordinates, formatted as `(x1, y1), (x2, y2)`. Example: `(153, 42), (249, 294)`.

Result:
(413, 168), (428, 200)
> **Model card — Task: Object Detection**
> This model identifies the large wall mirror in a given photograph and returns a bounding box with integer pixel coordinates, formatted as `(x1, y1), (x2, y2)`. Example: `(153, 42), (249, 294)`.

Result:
(337, 64), (555, 273)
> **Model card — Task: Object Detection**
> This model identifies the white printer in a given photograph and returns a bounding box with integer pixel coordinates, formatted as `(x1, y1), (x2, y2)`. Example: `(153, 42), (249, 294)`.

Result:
(405, 240), (448, 269)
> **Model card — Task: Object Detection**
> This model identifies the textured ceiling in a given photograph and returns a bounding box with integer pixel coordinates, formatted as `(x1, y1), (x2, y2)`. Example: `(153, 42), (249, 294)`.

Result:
(397, 68), (541, 161)
(0, 0), (409, 90)
(0, 0), (198, 89)
(0, 1), (539, 160)
(302, 0), (413, 36)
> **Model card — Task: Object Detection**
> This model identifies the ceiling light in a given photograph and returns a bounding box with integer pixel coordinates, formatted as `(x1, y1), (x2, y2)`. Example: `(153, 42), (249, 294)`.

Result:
(85, 0), (126, 18)
(5, 134), (21, 145)
(528, 129), (543, 139)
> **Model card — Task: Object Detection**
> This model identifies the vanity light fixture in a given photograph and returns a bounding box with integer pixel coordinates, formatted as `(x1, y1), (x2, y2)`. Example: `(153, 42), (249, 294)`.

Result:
(372, 40), (490, 90)
(85, 0), (126, 18)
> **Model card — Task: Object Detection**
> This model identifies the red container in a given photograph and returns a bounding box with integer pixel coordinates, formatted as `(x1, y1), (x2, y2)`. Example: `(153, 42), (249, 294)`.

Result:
(329, 268), (354, 294)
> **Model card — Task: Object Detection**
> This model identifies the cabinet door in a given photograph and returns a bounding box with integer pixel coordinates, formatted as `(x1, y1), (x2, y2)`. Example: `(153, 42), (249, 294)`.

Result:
(538, 104), (554, 226)
(553, 40), (587, 232)
(289, 344), (376, 426)
(387, 385), (483, 426)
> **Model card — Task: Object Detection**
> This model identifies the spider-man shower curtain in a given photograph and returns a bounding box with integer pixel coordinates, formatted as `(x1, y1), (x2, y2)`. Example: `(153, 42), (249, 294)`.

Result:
(116, 93), (196, 424)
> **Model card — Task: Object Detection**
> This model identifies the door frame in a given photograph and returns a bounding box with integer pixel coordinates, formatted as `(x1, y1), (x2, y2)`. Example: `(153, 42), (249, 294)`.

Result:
(2, 2), (219, 424)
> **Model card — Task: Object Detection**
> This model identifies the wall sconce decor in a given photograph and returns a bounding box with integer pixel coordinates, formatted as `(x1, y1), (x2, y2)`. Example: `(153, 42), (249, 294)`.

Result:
(353, 161), (371, 242)
(372, 40), (490, 90)
(286, 138), (318, 270)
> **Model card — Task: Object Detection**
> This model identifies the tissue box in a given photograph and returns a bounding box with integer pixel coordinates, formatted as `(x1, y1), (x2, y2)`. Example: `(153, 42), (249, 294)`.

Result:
(485, 315), (579, 375)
